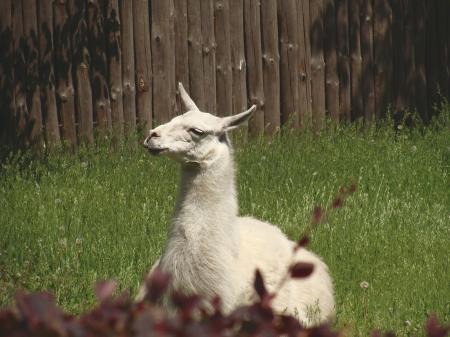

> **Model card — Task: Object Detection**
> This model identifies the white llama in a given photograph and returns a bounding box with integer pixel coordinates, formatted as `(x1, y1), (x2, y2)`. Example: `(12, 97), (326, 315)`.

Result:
(137, 83), (335, 326)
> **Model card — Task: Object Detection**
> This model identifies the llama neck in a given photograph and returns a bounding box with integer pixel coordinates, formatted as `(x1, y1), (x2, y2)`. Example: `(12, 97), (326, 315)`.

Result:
(171, 150), (238, 241)
(162, 148), (239, 303)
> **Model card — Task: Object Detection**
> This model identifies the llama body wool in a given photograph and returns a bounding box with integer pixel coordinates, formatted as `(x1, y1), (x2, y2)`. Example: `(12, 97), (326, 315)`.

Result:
(137, 83), (334, 326)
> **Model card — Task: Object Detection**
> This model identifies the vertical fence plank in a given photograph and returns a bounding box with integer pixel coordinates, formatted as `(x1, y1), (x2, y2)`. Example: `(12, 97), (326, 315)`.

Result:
(54, 0), (77, 146)
(152, 0), (175, 124)
(425, 0), (438, 117)
(303, 0), (313, 124)
(87, 0), (112, 136)
(71, 0), (94, 145)
(174, 0), (189, 113)
(187, 0), (205, 109)
(168, 2), (176, 120)
(436, 0), (449, 102)
(309, 0), (326, 128)
(37, 0), (60, 145)
(120, 0), (136, 133)
(230, 0), (248, 140)
(230, 0), (248, 117)
(448, 4), (450, 101)
(323, 0), (339, 120)
(0, 0), (16, 147)
(373, 0), (393, 120)
(12, 0), (30, 145)
(244, 0), (264, 135)
(336, 0), (351, 121)
(297, 0), (313, 126)
(413, 0), (427, 120)
(261, 0), (280, 134)
(133, 0), (152, 130)
(215, 0), (232, 117)
(360, 0), (375, 123)
(23, 0), (42, 144)
(392, 0), (406, 117)
(348, 0), (363, 120)
(106, 0), (124, 137)
(278, 0), (300, 128)
(201, 1), (216, 113)
(448, 2), (450, 101)
(402, 0), (416, 113)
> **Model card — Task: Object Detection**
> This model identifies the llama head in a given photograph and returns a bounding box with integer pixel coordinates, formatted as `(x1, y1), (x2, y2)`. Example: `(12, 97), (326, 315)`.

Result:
(144, 83), (256, 165)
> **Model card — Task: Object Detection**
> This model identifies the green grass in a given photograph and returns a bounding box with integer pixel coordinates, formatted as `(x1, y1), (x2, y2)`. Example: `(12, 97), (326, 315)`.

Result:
(1, 109), (449, 336)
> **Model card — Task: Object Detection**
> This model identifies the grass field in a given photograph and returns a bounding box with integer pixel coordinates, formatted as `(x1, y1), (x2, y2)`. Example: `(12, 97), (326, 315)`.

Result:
(0, 109), (449, 336)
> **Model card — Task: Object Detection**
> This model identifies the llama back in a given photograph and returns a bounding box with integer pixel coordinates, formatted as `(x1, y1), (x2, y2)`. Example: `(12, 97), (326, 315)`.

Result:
(234, 216), (335, 325)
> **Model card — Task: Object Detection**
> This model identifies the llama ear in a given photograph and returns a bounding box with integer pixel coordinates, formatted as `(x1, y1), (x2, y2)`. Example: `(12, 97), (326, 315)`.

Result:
(178, 82), (200, 111)
(221, 105), (257, 131)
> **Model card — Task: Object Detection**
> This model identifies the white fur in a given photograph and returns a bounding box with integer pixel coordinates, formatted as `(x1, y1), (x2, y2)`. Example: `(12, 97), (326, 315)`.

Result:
(137, 83), (335, 326)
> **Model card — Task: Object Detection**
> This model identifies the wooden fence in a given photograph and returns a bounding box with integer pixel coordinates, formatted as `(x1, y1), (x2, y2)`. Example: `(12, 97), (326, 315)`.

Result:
(0, 0), (449, 149)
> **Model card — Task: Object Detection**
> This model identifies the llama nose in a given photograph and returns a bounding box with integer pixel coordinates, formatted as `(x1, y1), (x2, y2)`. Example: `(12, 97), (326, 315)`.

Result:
(143, 130), (160, 147)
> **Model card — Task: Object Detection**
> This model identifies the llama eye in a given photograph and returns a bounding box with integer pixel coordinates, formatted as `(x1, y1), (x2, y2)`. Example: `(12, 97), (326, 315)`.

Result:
(189, 128), (205, 136)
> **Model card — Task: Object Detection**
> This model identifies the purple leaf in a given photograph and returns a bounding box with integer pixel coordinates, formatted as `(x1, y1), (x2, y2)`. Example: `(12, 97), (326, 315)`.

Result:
(248, 303), (274, 326)
(370, 330), (382, 337)
(312, 207), (323, 225)
(277, 315), (302, 335)
(309, 325), (340, 337)
(95, 280), (117, 302)
(253, 269), (268, 300)
(171, 292), (201, 312)
(211, 296), (222, 313)
(132, 308), (166, 337)
(331, 197), (343, 209)
(15, 291), (67, 335)
(426, 315), (449, 337)
(146, 268), (171, 303)
(0, 309), (21, 335)
(289, 262), (314, 278)
(171, 292), (206, 322)
(297, 235), (310, 247)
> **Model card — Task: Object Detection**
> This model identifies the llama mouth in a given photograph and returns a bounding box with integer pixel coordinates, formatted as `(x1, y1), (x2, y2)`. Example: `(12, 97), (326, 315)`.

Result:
(148, 147), (167, 156)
